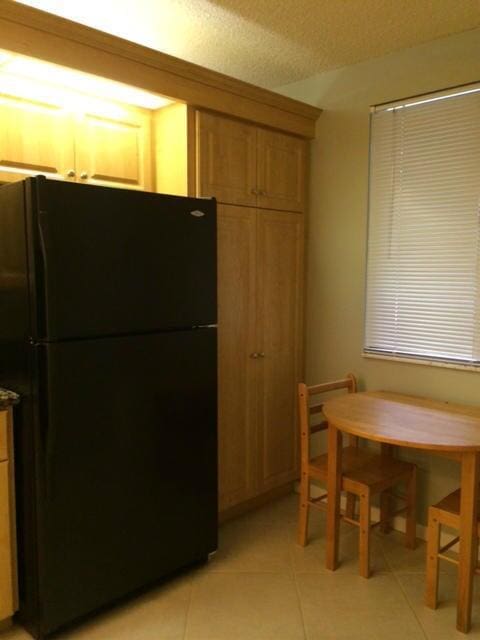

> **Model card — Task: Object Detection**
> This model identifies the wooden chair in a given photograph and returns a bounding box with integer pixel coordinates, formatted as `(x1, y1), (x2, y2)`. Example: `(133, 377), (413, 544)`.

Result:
(425, 488), (480, 610)
(297, 374), (417, 578)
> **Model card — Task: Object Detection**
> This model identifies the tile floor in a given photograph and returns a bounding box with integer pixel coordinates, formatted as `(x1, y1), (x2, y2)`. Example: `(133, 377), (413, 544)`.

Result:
(2, 492), (479, 640)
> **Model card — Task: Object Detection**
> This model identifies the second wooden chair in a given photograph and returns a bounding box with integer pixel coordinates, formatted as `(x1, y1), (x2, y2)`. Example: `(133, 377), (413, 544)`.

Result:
(425, 488), (480, 615)
(297, 374), (417, 578)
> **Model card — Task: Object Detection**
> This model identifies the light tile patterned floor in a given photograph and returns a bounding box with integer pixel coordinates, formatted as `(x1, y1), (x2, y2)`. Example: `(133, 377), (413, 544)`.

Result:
(2, 493), (480, 639)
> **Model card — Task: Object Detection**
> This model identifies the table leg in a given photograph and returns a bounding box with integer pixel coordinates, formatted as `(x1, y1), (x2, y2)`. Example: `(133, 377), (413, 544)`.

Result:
(380, 443), (394, 533)
(326, 424), (342, 571)
(457, 451), (479, 633)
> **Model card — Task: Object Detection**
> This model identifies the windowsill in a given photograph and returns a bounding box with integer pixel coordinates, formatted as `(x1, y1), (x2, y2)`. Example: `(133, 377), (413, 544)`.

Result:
(362, 351), (480, 373)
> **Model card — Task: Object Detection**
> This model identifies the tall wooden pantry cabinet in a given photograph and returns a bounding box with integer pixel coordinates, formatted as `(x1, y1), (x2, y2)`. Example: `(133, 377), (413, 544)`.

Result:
(196, 110), (306, 516)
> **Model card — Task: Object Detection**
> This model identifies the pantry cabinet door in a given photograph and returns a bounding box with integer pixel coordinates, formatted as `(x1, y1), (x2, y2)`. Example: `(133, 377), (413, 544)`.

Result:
(75, 107), (152, 191)
(256, 210), (304, 491)
(0, 95), (75, 184)
(196, 111), (257, 206)
(217, 205), (258, 512)
(257, 129), (306, 212)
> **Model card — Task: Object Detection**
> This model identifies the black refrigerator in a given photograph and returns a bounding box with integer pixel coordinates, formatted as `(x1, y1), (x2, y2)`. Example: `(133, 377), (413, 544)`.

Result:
(0, 176), (218, 639)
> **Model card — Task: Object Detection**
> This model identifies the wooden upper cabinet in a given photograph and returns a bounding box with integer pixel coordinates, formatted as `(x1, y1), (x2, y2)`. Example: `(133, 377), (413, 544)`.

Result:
(0, 94), (152, 190)
(256, 210), (304, 491)
(217, 205), (258, 511)
(0, 94), (75, 183)
(257, 129), (306, 212)
(75, 109), (152, 191)
(196, 110), (306, 212)
(196, 110), (257, 206)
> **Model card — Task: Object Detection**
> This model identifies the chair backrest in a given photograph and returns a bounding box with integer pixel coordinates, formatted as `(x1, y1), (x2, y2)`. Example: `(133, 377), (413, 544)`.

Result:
(298, 374), (357, 464)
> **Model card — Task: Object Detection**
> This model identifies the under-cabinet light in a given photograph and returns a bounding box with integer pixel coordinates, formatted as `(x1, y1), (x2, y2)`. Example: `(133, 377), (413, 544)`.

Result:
(0, 51), (171, 110)
(0, 71), (134, 120)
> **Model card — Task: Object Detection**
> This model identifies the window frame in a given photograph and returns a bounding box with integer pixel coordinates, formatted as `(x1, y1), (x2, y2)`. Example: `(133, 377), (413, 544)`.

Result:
(363, 83), (480, 370)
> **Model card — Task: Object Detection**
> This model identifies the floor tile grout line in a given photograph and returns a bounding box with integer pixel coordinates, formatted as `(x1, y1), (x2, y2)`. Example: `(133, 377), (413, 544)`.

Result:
(390, 569), (429, 640)
(207, 569), (297, 575)
(292, 569), (310, 640)
(379, 538), (429, 640)
(289, 520), (309, 640)
(181, 572), (197, 640)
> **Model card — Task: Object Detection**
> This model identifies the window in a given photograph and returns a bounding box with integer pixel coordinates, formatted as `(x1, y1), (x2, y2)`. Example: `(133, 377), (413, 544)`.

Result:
(364, 85), (480, 366)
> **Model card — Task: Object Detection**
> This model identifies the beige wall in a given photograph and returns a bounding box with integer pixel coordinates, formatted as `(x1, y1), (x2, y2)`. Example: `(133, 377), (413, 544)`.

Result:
(277, 28), (480, 524)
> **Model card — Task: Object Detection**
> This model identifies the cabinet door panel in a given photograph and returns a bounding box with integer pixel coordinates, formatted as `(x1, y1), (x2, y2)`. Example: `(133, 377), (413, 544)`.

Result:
(257, 129), (306, 212)
(0, 95), (74, 183)
(217, 205), (258, 511)
(197, 111), (257, 206)
(0, 460), (14, 620)
(75, 109), (152, 191)
(257, 211), (304, 490)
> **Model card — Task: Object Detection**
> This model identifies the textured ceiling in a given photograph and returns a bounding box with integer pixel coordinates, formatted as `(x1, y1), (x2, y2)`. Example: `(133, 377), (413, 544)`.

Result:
(14, 0), (480, 88)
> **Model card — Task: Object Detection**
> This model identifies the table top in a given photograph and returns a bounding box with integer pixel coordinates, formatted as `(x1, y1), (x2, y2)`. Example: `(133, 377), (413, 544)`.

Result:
(323, 391), (480, 452)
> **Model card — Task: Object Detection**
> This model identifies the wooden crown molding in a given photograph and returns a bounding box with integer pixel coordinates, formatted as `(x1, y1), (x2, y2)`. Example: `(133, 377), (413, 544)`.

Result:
(0, 0), (321, 137)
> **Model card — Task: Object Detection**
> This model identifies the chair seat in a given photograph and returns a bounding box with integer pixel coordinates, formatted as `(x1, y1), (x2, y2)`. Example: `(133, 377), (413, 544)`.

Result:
(432, 488), (480, 519)
(433, 488), (462, 515)
(308, 446), (414, 494)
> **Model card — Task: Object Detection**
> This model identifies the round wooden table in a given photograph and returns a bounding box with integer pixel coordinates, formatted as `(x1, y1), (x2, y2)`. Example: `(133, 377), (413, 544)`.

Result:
(323, 391), (480, 634)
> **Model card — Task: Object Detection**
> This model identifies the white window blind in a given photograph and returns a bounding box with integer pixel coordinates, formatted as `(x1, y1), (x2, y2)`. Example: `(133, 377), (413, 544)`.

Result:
(365, 86), (480, 365)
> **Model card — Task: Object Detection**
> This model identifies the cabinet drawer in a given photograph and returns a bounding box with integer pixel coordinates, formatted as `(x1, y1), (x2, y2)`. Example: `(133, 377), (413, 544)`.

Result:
(0, 413), (7, 462)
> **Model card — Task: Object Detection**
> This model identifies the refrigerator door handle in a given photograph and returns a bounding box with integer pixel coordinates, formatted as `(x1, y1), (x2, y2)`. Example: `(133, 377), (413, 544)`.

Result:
(34, 344), (54, 500)
(35, 209), (52, 339)
(37, 210), (51, 280)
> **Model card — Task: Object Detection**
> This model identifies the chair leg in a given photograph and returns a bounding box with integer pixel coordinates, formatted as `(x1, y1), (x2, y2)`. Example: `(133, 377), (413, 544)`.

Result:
(425, 508), (441, 609)
(345, 493), (356, 520)
(297, 472), (310, 546)
(380, 491), (391, 534)
(359, 489), (371, 578)
(405, 467), (417, 550)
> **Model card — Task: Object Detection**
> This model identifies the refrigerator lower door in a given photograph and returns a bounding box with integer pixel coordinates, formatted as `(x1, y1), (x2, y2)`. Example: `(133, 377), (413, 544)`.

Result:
(23, 329), (217, 638)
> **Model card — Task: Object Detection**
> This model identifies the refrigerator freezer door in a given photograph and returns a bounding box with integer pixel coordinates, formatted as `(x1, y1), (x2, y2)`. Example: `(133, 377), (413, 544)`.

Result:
(23, 329), (217, 638)
(27, 178), (216, 340)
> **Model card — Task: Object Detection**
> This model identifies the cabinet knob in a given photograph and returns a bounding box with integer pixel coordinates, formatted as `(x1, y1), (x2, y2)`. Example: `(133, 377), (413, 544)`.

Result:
(66, 169), (75, 178)
(258, 352), (265, 358)
(258, 190), (266, 196)
(251, 188), (258, 195)
(250, 352), (259, 359)
(80, 172), (88, 180)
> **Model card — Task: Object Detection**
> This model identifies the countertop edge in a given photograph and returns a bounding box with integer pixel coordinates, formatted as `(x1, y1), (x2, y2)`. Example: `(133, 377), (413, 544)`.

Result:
(0, 388), (20, 411)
